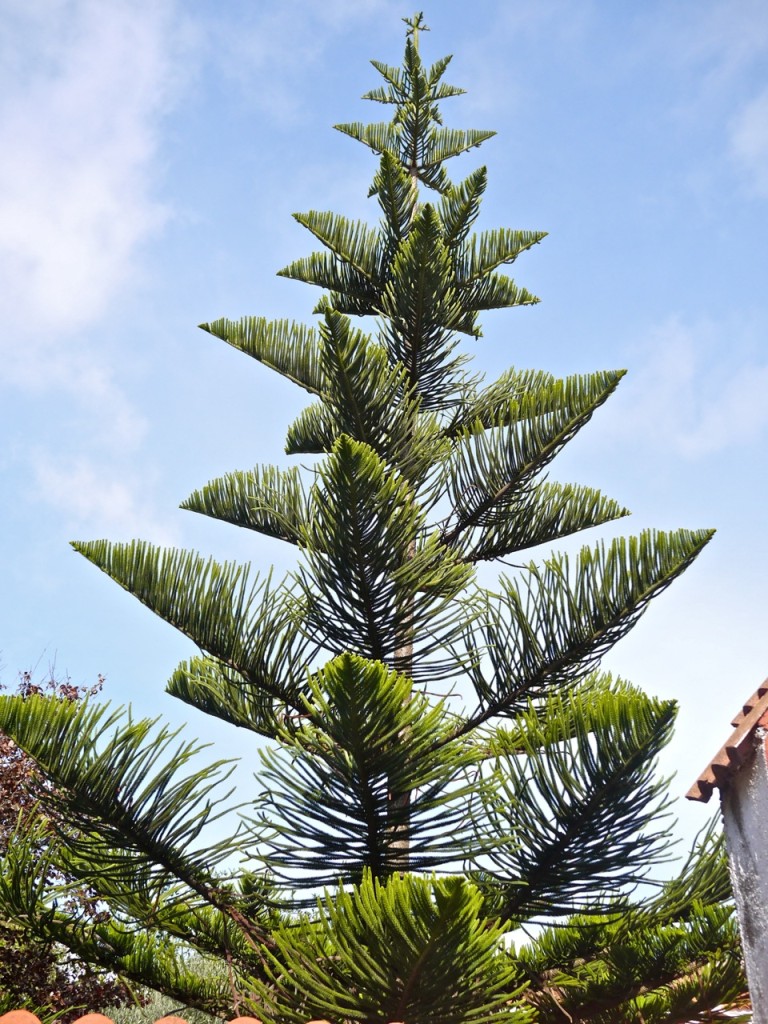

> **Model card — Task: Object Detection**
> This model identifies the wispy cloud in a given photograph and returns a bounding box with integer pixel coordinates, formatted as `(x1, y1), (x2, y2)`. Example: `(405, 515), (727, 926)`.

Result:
(31, 453), (176, 542)
(613, 1), (768, 208)
(680, 0), (768, 82)
(679, 1), (768, 203)
(451, 0), (589, 116)
(603, 316), (768, 457)
(199, 0), (390, 124)
(0, 0), (190, 546)
(730, 86), (768, 199)
(0, 0), (180, 404)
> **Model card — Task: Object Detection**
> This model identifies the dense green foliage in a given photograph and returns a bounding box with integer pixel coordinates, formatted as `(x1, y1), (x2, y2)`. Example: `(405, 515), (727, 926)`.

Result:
(0, 14), (745, 1023)
(0, 672), (131, 1022)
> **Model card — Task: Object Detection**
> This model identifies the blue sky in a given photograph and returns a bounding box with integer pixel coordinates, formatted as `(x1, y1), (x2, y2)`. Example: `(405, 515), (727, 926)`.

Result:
(1, 0), (767, 844)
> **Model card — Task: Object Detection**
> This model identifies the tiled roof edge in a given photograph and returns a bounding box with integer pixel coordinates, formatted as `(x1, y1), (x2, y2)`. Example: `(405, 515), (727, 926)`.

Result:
(686, 678), (768, 803)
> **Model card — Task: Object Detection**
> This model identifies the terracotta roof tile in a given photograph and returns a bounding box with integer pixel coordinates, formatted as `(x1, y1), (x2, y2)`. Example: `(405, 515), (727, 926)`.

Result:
(686, 678), (768, 803)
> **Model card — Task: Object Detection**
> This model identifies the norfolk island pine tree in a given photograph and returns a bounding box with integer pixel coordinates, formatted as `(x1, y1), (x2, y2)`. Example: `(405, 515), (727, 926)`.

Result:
(0, 13), (746, 1024)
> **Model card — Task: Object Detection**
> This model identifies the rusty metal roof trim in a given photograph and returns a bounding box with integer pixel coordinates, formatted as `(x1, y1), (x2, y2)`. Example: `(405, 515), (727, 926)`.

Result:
(686, 678), (768, 804)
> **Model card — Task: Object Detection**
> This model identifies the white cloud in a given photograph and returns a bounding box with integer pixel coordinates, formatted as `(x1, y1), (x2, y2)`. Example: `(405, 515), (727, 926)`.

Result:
(625, 0), (768, 200)
(31, 454), (175, 542)
(651, 0), (768, 88)
(603, 316), (768, 457)
(730, 86), (768, 198)
(198, 0), (390, 123)
(0, 0), (180, 399)
(6, 346), (148, 452)
(450, 0), (589, 116)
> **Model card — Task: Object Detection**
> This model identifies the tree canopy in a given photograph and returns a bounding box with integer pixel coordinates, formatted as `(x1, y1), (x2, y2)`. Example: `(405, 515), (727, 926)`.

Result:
(0, 13), (745, 1023)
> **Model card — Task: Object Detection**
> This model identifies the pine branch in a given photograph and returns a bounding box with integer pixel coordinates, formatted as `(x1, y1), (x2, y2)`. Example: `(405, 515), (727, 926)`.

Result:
(463, 481), (630, 562)
(452, 529), (714, 732)
(438, 166), (488, 247)
(167, 655), (300, 739)
(380, 204), (473, 406)
(0, 695), (263, 943)
(472, 683), (676, 921)
(370, 150), (417, 239)
(440, 369), (627, 549)
(298, 436), (473, 675)
(0, 838), (234, 1015)
(517, 901), (745, 1024)
(72, 540), (308, 712)
(200, 317), (324, 394)
(182, 464), (309, 544)
(284, 399), (337, 455)
(334, 119), (402, 157)
(257, 653), (476, 887)
(455, 227), (548, 281)
(278, 250), (380, 311)
(248, 872), (529, 1024)
(292, 210), (382, 282)
(444, 366), (568, 436)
